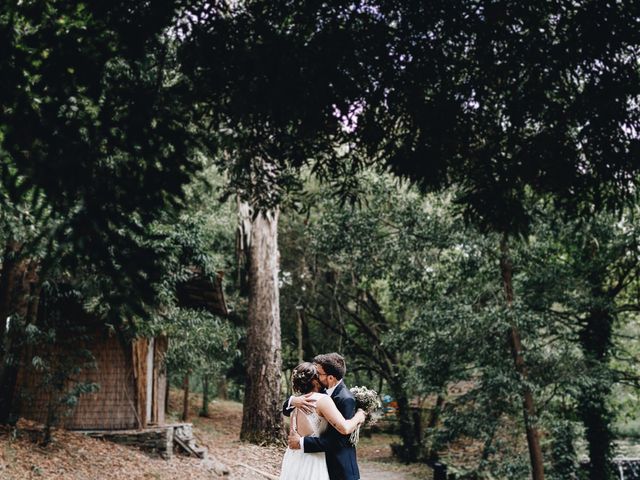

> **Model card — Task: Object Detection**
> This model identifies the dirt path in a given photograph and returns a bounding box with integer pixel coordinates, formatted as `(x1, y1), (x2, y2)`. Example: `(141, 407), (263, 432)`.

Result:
(186, 396), (431, 480)
(231, 460), (425, 480)
(359, 460), (424, 480)
(0, 393), (430, 480)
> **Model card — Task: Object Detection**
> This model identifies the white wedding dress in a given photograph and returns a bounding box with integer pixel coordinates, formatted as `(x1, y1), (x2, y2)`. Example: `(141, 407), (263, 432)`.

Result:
(279, 392), (330, 480)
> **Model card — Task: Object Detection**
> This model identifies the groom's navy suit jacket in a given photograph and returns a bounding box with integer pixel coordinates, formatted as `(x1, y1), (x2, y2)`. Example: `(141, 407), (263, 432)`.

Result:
(283, 382), (360, 480)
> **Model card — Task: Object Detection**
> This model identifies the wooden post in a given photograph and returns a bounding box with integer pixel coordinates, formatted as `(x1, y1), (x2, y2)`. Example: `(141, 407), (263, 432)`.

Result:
(165, 366), (170, 415)
(132, 339), (149, 428)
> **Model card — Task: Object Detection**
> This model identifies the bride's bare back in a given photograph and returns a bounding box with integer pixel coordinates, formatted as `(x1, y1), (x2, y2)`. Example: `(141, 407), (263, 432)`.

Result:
(292, 392), (326, 437)
(294, 408), (316, 436)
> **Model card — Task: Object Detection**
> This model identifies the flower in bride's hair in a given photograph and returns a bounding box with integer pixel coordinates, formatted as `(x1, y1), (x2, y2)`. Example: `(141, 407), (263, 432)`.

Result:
(292, 362), (317, 394)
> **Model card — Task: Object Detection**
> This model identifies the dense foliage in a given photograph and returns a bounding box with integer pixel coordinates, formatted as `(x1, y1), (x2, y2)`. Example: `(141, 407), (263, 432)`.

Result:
(1, 2), (639, 479)
(0, 0), (209, 425)
(279, 174), (640, 478)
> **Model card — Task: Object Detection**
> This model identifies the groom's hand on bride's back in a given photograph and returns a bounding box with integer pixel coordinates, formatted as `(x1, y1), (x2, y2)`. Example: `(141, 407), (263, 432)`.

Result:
(291, 393), (317, 415)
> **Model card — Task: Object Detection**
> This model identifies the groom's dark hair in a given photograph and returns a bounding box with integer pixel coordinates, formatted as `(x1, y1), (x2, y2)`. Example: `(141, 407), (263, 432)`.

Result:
(313, 352), (346, 379)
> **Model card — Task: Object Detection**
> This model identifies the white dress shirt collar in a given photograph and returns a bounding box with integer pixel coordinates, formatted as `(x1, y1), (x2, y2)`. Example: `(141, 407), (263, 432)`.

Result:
(325, 379), (343, 396)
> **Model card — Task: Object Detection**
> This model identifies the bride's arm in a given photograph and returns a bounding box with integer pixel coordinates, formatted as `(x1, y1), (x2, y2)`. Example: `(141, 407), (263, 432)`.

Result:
(316, 396), (365, 435)
(283, 394), (317, 417)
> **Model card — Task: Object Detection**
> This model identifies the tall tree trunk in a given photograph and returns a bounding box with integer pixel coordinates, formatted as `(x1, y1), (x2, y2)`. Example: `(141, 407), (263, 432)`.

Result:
(578, 308), (614, 480)
(200, 374), (210, 417)
(412, 405), (422, 451)
(389, 380), (418, 461)
(218, 376), (228, 401)
(500, 235), (545, 480)
(296, 307), (304, 364)
(425, 392), (446, 461)
(301, 310), (312, 361)
(182, 373), (190, 421)
(240, 207), (284, 444)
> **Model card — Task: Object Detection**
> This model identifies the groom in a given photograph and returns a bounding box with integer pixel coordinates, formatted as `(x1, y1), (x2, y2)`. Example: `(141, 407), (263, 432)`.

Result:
(283, 352), (360, 480)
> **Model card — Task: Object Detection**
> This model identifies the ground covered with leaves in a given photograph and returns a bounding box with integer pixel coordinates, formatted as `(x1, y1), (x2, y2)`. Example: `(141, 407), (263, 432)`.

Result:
(0, 392), (431, 479)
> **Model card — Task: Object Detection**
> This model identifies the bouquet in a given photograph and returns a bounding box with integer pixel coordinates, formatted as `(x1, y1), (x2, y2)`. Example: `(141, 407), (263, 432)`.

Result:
(349, 386), (381, 446)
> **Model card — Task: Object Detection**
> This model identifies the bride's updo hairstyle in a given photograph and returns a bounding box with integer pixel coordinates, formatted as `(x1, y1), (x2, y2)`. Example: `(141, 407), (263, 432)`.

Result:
(292, 362), (318, 394)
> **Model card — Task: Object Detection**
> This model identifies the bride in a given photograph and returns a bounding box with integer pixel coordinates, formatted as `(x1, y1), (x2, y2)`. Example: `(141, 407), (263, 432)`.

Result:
(279, 362), (365, 480)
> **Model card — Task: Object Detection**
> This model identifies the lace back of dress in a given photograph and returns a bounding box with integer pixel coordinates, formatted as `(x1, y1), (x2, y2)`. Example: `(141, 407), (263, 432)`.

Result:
(308, 411), (322, 437)
(309, 393), (328, 436)
(293, 393), (327, 438)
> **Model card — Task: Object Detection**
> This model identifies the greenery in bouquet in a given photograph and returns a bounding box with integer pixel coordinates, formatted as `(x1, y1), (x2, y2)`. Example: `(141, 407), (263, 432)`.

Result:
(349, 386), (381, 445)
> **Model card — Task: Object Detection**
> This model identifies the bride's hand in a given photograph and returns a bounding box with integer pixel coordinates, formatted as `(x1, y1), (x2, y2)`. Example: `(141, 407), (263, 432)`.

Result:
(291, 393), (317, 414)
(356, 408), (366, 424)
(288, 430), (302, 449)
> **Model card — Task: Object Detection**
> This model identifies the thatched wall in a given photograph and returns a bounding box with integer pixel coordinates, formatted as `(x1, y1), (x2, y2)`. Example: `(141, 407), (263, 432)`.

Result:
(18, 331), (168, 430)
(70, 332), (139, 429)
(13, 264), (219, 432)
(18, 330), (139, 430)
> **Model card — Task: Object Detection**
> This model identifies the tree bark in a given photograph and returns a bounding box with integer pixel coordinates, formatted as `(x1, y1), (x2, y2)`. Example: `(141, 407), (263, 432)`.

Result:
(240, 207), (284, 444)
(218, 376), (228, 401)
(425, 392), (446, 461)
(389, 380), (418, 461)
(578, 307), (614, 480)
(200, 374), (210, 417)
(182, 373), (190, 421)
(500, 235), (545, 480)
(296, 307), (304, 364)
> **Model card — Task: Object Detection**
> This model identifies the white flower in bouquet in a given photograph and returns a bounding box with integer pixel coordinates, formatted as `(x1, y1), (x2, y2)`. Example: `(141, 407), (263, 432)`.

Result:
(349, 386), (381, 446)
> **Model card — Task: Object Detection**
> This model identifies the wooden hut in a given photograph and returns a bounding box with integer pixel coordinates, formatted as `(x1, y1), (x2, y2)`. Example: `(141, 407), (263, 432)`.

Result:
(16, 271), (227, 432)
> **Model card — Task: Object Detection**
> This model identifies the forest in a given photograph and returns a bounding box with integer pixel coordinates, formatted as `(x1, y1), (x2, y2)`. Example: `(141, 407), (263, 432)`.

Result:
(1, 1), (640, 479)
